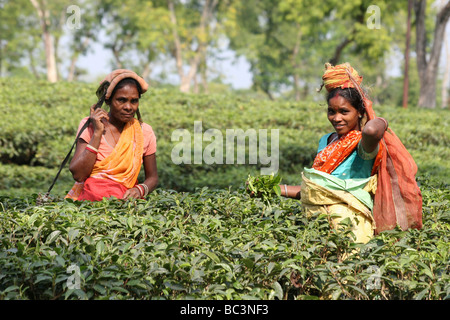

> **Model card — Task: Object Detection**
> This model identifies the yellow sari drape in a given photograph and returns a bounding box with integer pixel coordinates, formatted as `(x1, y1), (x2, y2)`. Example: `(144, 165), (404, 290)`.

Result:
(65, 119), (144, 200)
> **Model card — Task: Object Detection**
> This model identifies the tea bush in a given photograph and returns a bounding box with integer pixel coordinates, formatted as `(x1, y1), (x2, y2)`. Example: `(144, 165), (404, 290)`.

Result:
(0, 179), (448, 300)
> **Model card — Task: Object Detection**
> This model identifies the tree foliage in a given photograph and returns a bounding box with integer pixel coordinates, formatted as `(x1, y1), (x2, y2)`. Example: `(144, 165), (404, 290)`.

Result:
(0, 0), (449, 105)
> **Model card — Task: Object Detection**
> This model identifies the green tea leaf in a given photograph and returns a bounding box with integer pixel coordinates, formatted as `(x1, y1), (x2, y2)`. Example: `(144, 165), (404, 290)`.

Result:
(96, 240), (105, 255)
(203, 251), (220, 263)
(46, 230), (61, 244)
(272, 281), (283, 300)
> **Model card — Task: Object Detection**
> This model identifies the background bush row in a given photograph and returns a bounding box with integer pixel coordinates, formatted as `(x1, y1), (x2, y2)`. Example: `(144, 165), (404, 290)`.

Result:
(1, 77), (449, 197)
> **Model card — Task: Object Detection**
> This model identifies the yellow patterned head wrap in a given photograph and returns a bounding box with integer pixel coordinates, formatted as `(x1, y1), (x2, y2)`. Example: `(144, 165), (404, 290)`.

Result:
(320, 62), (363, 92)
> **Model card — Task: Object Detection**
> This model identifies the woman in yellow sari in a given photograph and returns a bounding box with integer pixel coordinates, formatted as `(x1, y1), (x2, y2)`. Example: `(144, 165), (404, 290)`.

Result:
(65, 69), (158, 201)
(281, 63), (422, 243)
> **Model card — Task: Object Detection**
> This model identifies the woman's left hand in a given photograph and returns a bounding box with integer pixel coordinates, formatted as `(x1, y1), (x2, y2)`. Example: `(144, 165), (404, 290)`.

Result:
(122, 187), (141, 200)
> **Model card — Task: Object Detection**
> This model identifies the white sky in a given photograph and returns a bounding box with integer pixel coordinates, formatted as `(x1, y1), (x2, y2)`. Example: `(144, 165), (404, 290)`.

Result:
(74, 36), (253, 89)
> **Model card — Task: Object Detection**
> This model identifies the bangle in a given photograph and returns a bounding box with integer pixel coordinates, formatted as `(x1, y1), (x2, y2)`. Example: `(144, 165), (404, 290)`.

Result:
(86, 144), (98, 152)
(135, 184), (145, 198)
(135, 184), (149, 198)
(284, 184), (288, 197)
(377, 117), (388, 131)
(139, 183), (149, 197)
(86, 144), (98, 155)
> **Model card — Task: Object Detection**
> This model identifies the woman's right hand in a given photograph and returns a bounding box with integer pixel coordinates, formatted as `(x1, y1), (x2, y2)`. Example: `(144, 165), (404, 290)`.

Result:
(89, 104), (109, 134)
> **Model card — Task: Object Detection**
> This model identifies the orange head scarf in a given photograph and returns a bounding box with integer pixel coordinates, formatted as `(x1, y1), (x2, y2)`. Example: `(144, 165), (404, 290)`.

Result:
(100, 69), (149, 100)
(321, 62), (363, 93)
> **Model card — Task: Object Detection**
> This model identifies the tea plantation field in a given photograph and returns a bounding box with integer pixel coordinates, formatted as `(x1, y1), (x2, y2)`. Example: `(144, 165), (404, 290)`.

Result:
(0, 78), (449, 300)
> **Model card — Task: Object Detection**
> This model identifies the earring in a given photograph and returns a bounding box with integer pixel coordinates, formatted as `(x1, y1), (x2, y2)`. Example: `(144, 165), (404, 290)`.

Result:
(359, 115), (362, 118)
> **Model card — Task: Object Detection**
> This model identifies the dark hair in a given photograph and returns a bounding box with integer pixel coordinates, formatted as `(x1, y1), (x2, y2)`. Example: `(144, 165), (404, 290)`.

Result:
(326, 87), (365, 116)
(107, 77), (143, 103)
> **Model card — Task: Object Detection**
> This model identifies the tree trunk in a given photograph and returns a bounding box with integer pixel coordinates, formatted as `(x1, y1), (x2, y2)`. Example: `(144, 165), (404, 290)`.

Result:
(403, 0), (413, 109)
(141, 62), (151, 81)
(54, 10), (65, 82)
(442, 0), (450, 109)
(167, 0), (185, 88)
(30, 0), (57, 82)
(67, 37), (90, 82)
(67, 55), (77, 82)
(0, 40), (3, 77)
(414, 0), (450, 108)
(291, 27), (302, 101)
(28, 48), (40, 79)
(442, 28), (450, 108)
(167, 0), (218, 93)
(43, 25), (57, 82)
(193, 74), (199, 94)
(201, 68), (209, 93)
(111, 40), (124, 69)
(293, 73), (300, 101)
(181, 50), (203, 92)
(374, 75), (383, 105)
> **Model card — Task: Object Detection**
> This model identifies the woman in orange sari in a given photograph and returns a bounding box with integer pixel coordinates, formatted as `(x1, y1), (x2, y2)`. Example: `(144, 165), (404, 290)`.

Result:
(281, 63), (422, 243)
(65, 69), (158, 201)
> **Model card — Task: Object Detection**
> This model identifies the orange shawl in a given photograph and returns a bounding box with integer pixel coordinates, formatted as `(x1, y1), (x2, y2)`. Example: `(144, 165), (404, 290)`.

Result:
(66, 119), (144, 200)
(317, 63), (423, 234)
(357, 89), (422, 234)
(312, 130), (382, 176)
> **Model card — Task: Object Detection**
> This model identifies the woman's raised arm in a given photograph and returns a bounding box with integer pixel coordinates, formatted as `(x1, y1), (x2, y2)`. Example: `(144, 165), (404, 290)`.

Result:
(360, 117), (388, 153)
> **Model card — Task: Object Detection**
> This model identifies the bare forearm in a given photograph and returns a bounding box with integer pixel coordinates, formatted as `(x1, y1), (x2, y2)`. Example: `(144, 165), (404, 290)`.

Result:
(280, 184), (301, 199)
(69, 133), (102, 182)
(70, 105), (110, 182)
(69, 150), (96, 182)
(142, 175), (158, 193)
(138, 153), (158, 195)
(361, 117), (388, 153)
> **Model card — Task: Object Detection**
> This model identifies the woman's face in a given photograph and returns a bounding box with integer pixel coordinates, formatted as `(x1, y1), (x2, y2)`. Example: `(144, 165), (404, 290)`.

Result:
(327, 94), (361, 136)
(108, 84), (140, 124)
